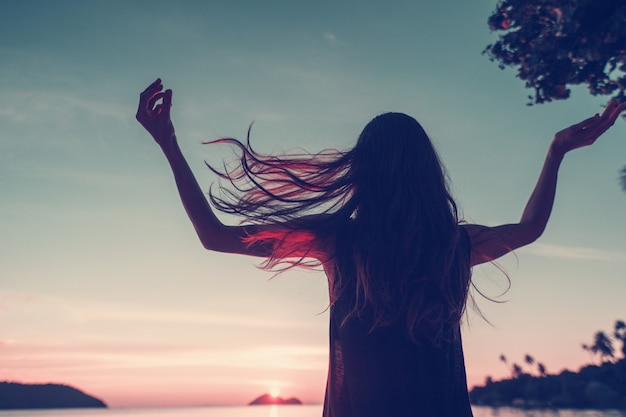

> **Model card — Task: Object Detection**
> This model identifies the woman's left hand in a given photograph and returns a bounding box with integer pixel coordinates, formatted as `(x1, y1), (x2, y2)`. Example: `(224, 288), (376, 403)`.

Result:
(551, 100), (626, 157)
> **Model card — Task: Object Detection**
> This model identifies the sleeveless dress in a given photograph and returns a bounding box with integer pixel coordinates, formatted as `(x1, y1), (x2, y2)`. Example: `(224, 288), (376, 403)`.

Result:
(322, 227), (474, 417)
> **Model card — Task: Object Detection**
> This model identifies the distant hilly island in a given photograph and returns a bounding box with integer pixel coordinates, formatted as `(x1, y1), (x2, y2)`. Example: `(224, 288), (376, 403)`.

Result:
(248, 393), (303, 405)
(0, 382), (107, 410)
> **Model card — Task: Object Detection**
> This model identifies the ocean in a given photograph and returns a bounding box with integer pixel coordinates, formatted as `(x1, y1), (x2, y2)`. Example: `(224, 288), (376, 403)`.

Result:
(0, 406), (625, 417)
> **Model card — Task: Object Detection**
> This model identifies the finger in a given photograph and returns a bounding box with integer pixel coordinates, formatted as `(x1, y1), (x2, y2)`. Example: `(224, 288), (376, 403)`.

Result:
(611, 101), (626, 119)
(139, 78), (162, 98)
(590, 108), (622, 136)
(607, 99), (625, 113)
(602, 102), (626, 126)
(601, 100), (626, 120)
(600, 101), (617, 120)
(162, 89), (173, 117)
(137, 81), (163, 117)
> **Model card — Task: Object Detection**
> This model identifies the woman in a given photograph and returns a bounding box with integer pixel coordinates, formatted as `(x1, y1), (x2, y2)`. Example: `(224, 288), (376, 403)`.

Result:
(136, 79), (625, 417)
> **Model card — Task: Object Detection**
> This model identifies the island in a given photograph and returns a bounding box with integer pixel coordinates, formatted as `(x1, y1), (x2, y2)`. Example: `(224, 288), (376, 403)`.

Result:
(248, 393), (303, 405)
(0, 381), (107, 410)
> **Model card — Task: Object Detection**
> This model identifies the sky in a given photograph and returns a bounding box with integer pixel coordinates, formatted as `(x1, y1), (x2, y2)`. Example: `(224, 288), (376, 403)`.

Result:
(1, 0), (625, 408)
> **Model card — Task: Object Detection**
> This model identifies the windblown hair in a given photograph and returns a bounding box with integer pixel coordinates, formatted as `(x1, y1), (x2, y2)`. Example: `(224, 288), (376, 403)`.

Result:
(206, 113), (471, 343)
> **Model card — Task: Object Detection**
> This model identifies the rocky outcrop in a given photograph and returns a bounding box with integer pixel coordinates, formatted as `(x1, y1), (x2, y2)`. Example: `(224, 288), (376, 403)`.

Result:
(248, 393), (302, 405)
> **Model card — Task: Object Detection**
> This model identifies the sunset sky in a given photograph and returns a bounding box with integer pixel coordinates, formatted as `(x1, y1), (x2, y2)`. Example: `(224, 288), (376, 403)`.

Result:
(1, 0), (625, 408)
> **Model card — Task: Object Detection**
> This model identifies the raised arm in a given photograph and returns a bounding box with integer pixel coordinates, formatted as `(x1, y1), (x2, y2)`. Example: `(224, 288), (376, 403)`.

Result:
(464, 100), (626, 267)
(135, 79), (266, 256)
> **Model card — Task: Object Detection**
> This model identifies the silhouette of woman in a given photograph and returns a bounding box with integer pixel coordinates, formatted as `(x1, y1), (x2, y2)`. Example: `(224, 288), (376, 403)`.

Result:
(136, 78), (625, 417)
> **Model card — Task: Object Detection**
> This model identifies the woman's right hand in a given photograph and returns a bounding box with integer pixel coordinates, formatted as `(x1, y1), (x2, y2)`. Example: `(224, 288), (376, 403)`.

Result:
(551, 100), (626, 157)
(136, 78), (176, 149)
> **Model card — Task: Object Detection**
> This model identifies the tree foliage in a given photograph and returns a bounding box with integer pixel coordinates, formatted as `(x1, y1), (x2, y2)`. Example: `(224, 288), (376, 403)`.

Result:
(615, 320), (626, 358)
(484, 0), (626, 105)
(582, 321), (626, 364)
(472, 320), (626, 409)
(591, 331), (615, 363)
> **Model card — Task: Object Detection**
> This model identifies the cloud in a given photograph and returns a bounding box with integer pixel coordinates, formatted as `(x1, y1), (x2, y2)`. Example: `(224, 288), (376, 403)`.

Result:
(523, 243), (625, 261)
(87, 307), (320, 330)
(0, 292), (43, 312)
(1, 342), (328, 372)
(0, 89), (130, 127)
(114, 344), (328, 371)
(0, 292), (318, 331)
(323, 32), (337, 47)
(0, 107), (31, 123)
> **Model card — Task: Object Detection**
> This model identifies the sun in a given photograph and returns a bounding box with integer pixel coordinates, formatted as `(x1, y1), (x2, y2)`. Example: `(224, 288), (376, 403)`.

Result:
(270, 387), (280, 398)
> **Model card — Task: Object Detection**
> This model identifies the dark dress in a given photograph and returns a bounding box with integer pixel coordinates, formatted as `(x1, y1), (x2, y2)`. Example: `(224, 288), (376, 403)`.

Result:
(322, 228), (473, 417)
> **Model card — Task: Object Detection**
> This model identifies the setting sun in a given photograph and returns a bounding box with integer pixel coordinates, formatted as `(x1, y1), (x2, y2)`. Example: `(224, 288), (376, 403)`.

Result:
(269, 388), (280, 398)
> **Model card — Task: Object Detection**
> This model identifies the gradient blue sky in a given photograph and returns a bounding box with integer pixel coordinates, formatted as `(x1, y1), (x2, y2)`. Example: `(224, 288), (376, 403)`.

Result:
(1, 0), (625, 408)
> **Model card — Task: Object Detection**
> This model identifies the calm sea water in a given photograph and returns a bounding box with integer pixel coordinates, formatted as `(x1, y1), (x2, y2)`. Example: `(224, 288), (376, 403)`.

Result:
(0, 406), (624, 417)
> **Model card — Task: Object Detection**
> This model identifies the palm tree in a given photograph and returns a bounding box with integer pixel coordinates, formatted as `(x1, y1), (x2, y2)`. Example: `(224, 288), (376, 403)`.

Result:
(537, 362), (547, 377)
(524, 354), (535, 374)
(499, 354), (507, 365)
(620, 167), (626, 192)
(614, 320), (626, 358)
(591, 331), (615, 363)
(512, 363), (523, 378)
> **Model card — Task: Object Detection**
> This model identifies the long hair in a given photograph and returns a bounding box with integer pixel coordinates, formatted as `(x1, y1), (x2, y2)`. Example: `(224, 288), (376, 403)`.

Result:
(206, 113), (471, 343)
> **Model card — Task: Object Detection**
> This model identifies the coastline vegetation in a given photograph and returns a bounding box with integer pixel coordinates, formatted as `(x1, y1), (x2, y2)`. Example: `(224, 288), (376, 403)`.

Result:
(470, 320), (626, 410)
